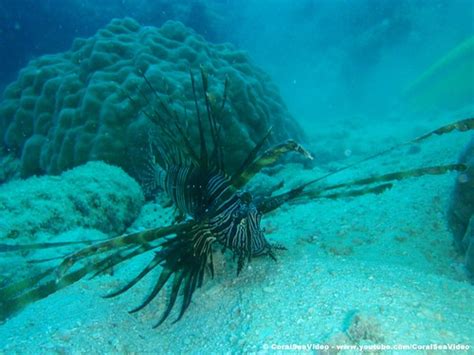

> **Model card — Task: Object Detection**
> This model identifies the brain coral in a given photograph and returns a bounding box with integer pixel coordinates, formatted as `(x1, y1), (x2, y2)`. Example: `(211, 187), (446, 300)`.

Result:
(0, 17), (303, 179)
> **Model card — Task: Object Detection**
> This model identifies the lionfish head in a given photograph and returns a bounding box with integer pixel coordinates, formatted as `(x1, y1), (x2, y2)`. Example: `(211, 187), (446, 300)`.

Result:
(231, 192), (271, 257)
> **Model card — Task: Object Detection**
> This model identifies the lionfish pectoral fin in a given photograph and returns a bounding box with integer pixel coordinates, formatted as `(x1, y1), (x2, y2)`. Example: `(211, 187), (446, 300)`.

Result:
(236, 254), (246, 276)
(129, 267), (173, 314)
(0, 223), (189, 322)
(117, 224), (214, 326)
(173, 272), (199, 323)
(153, 270), (186, 328)
(257, 184), (306, 214)
(276, 161), (465, 226)
(307, 163), (466, 200)
(307, 183), (393, 200)
(232, 136), (313, 188)
(231, 127), (272, 186)
(102, 251), (161, 298)
(297, 117), (474, 193)
(0, 242), (159, 322)
(257, 115), (474, 213)
(0, 267), (55, 302)
(0, 263), (92, 322)
(414, 117), (474, 142)
(55, 223), (191, 280)
(278, 162), (465, 207)
(90, 243), (154, 279)
(0, 240), (101, 253)
(269, 242), (287, 251)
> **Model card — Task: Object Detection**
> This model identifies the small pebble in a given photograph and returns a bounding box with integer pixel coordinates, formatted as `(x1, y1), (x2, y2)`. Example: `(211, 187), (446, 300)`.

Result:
(263, 287), (274, 293)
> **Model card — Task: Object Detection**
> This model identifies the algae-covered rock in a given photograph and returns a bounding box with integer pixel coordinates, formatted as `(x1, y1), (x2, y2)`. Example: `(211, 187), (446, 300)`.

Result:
(448, 136), (474, 276)
(0, 161), (144, 242)
(404, 36), (474, 114)
(463, 218), (474, 275)
(0, 17), (303, 179)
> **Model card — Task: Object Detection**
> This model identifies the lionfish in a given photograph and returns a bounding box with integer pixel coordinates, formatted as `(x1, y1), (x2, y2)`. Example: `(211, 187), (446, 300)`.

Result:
(0, 68), (472, 328)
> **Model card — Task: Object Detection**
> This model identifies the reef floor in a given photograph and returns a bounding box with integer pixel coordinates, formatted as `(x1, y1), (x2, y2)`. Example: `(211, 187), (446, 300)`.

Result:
(0, 120), (473, 353)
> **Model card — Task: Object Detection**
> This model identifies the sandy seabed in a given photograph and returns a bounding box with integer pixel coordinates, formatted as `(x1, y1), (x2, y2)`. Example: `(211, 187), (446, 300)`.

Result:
(0, 124), (473, 354)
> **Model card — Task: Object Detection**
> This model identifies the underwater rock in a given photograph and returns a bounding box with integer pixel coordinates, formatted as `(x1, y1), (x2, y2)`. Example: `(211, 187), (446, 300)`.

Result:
(448, 136), (474, 276)
(0, 161), (144, 242)
(346, 313), (384, 344)
(464, 218), (474, 274)
(0, 17), (303, 180)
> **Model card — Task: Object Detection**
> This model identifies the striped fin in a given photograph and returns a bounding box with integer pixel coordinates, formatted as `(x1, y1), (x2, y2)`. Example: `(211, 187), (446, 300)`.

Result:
(136, 68), (229, 174)
(307, 117), (474, 188)
(232, 138), (313, 188)
(55, 223), (192, 280)
(0, 260), (101, 322)
(413, 117), (474, 142)
(89, 243), (154, 279)
(129, 132), (165, 197)
(159, 165), (210, 217)
(199, 66), (227, 171)
(0, 223), (191, 322)
(189, 69), (208, 170)
(102, 252), (162, 298)
(315, 183), (393, 199)
(257, 117), (474, 213)
(0, 240), (98, 252)
(300, 163), (466, 201)
(138, 71), (200, 166)
(313, 163), (466, 195)
(0, 267), (55, 301)
(231, 127), (272, 186)
(258, 163), (467, 213)
(152, 270), (185, 327)
(106, 223), (216, 326)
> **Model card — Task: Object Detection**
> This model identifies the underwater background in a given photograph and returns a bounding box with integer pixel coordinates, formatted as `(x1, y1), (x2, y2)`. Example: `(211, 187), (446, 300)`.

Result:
(0, 0), (473, 353)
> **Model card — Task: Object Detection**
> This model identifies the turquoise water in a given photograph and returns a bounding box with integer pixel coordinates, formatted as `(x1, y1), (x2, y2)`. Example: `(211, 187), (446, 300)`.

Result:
(0, 1), (473, 353)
